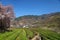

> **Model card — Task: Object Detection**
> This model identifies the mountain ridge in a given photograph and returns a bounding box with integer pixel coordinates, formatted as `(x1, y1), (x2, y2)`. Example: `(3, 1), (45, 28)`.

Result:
(14, 12), (60, 32)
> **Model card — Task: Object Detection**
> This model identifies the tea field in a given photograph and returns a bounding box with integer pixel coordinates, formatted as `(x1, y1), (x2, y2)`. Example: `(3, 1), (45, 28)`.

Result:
(0, 28), (60, 40)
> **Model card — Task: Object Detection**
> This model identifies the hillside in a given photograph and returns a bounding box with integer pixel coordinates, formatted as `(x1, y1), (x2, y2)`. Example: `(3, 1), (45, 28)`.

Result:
(15, 12), (60, 32)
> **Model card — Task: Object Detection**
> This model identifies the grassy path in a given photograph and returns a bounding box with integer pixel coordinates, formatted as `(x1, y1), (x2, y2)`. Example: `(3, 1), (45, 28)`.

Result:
(16, 29), (28, 40)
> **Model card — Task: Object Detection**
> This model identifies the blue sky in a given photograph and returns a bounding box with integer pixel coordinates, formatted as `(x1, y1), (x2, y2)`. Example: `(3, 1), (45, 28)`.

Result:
(1, 0), (60, 17)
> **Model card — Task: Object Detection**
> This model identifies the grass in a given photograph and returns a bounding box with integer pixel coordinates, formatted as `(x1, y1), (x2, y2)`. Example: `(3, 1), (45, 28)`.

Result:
(0, 28), (60, 40)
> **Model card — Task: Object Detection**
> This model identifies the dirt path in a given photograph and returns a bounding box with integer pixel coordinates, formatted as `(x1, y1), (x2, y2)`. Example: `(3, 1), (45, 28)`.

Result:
(31, 33), (41, 40)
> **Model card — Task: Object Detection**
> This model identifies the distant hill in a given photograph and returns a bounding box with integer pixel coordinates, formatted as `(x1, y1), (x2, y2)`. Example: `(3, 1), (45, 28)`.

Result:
(15, 12), (60, 31)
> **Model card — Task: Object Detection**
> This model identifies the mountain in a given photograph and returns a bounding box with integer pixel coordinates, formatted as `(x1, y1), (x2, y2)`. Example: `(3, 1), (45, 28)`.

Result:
(14, 12), (60, 31)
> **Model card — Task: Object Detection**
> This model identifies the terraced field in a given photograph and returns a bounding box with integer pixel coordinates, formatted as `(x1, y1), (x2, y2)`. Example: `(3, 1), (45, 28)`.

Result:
(0, 28), (60, 40)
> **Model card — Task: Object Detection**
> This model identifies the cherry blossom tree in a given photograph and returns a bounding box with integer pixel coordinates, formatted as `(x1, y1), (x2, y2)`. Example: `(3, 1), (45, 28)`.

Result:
(0, 3), (15, 32)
